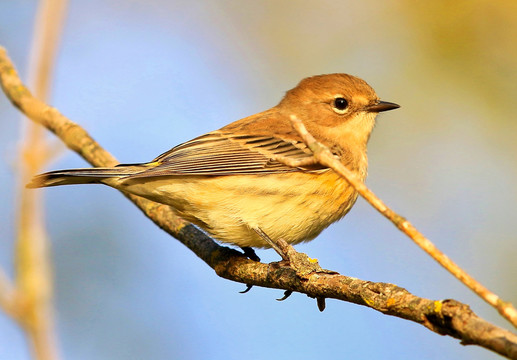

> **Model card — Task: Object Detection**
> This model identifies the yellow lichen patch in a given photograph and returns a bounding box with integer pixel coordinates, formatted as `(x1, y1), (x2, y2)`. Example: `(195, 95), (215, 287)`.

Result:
(433, 300), (443, 313)
(363, 295), (375, 307)
(386, 297), (396, 308)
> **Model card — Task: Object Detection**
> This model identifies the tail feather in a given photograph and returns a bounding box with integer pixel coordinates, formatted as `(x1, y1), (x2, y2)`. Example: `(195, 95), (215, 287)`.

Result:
(27, 166), (145, 188)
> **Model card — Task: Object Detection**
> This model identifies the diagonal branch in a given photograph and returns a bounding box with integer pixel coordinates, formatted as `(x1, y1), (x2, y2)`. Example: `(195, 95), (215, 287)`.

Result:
(280, 115), (517, 329)
(0, 46), (516, 359)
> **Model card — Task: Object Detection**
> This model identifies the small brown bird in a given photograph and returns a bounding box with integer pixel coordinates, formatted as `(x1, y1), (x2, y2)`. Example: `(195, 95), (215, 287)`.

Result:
(29, 74), (399, 253)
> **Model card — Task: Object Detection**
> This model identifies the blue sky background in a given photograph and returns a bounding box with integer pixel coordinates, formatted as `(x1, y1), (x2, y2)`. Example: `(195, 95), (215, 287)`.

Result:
(0, 1), (516, 359)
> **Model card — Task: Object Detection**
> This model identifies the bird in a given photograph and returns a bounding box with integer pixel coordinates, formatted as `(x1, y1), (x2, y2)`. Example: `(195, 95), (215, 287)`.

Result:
(28, 73), (399, 256)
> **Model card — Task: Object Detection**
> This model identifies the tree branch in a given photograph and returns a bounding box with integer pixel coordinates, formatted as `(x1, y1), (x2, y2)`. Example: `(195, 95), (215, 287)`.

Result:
(1, 46), (516, 359)
(280, 114), (517, 329)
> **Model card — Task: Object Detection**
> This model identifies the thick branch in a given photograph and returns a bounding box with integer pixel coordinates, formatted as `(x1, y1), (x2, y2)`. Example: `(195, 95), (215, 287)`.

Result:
(1, 47), (516, 359)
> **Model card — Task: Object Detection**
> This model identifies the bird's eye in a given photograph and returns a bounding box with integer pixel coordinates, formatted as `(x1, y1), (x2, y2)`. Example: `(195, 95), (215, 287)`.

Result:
(332, 97), (349, 114)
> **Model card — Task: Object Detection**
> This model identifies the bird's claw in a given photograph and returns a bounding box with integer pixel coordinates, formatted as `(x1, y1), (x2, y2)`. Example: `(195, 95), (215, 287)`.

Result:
(276, 290), (293, 301)
(239, 284), (254, 294)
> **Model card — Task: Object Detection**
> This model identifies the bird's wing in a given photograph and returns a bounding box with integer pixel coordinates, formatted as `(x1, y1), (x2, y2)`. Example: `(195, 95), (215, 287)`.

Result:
(122, 131), (326, 178)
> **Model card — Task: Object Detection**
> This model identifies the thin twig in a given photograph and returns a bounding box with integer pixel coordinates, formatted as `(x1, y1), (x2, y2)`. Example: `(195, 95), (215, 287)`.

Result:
(14, 0), (68, 359)
(0, 268), (19, 320)
(283, 114), (517, 329)
(0, 47), (516, 358)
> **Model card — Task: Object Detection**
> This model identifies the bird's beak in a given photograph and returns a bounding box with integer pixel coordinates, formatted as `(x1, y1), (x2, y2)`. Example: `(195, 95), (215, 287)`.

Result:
(366, 101), (400, 113)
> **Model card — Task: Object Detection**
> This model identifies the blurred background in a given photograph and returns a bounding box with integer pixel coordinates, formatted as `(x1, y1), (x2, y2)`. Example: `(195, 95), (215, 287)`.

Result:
(1, 1), (516, 359)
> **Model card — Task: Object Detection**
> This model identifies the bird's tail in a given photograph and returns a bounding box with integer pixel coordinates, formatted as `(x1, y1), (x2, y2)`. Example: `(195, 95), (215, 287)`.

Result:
(27, 164), (146, 188)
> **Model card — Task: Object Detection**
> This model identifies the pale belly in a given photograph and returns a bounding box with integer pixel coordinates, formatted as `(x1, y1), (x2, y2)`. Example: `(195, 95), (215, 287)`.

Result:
(110, 171), (358, 248)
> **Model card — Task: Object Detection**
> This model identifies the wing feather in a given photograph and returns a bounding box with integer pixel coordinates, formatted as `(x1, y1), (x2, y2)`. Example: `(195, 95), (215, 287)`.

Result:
(125, 131), (326, 178)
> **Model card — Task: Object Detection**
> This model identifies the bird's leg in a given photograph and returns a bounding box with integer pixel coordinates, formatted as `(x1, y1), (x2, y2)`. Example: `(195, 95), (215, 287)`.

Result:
(252, 227), (334, 309)
(253, 227), (290, 261)
(252, 227), (316, 270)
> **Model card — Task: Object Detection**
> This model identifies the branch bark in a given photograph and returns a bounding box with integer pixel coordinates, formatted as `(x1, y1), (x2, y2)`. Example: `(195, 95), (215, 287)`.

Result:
(0, 46), (516, 359)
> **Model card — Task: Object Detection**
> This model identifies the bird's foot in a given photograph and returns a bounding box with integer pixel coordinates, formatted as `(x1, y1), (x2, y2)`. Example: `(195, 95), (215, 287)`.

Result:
(269, 238), (322, 274)
(240, 246), (260, 262)
(239, 247), (261, 294)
